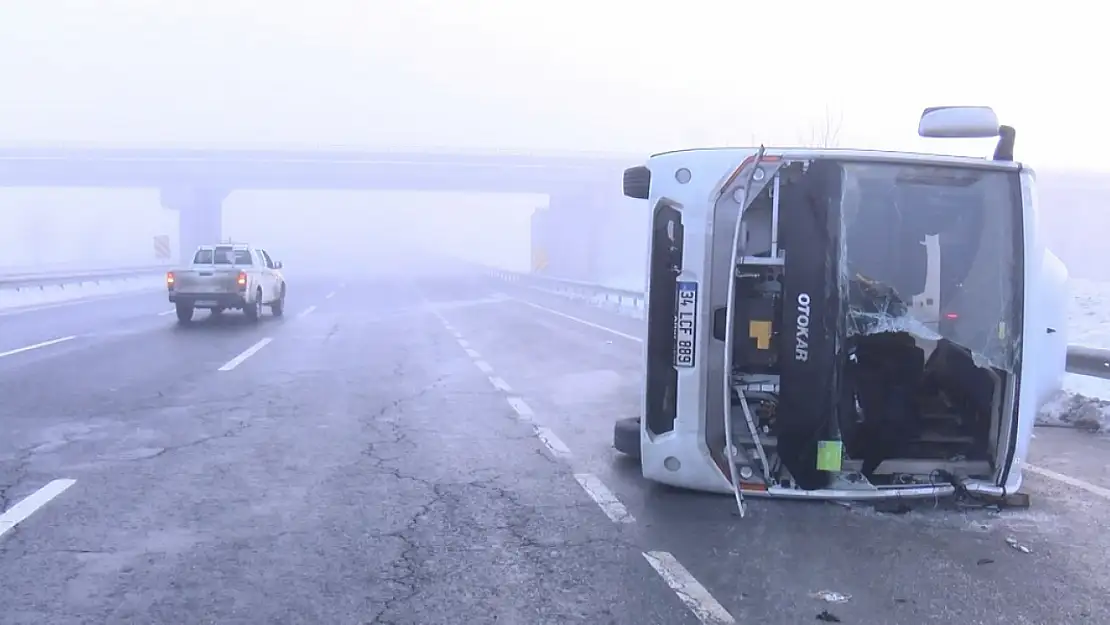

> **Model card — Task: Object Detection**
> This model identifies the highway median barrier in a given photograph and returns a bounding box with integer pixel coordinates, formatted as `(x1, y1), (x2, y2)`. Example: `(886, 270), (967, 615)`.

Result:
(0, 265), (171, 312)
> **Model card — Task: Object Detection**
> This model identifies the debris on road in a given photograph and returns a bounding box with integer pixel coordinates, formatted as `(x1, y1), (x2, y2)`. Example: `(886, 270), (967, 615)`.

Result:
(811, 590), (851, 604)
(1005, 536), (1032, 554)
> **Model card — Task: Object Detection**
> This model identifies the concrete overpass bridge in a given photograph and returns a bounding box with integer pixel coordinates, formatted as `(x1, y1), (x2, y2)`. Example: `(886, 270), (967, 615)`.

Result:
(0, 146), (644, 280)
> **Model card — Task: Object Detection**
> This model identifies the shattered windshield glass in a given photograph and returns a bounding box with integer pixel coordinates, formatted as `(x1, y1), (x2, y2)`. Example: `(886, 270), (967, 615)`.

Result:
(838, 162), (1022, 370)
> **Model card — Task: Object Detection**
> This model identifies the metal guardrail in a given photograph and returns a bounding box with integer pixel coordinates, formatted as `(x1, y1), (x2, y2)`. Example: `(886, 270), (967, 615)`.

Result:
(489, 268), (646, 310)
(486, 268), (1110, 382)
(1066, 346), (1110, 381)
(0, 265), (173, 290)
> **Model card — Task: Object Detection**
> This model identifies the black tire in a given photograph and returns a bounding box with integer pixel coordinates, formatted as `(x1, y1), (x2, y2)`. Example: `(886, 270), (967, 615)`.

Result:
(244, 289), (262, 322)
(175, 302), (194, 324)
(613, 417), (642, 459)
(271, 285), (286, 317)
(623, 166), (651, 200)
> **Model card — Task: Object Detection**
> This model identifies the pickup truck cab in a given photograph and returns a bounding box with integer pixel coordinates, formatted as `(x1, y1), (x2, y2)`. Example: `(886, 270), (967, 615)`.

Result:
(167, 243), (286, 323)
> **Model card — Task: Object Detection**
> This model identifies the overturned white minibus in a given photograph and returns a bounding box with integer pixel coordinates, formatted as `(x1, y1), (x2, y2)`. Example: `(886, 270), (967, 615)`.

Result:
(613, 107), (1069, 508)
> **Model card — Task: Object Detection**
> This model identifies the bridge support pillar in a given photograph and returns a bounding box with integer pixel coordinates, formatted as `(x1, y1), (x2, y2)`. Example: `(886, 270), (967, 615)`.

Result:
(537, 189), (607, 283)
(160, 188), (229, 261)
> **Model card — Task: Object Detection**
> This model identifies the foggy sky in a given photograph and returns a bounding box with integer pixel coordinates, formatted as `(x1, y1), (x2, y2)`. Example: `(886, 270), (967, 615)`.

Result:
(2, 0), (1105, 171)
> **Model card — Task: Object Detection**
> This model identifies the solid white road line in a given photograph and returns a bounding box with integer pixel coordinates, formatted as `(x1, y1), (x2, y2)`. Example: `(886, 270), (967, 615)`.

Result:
(0, 479), (77, 540)
(489, 376), (512, 392)
(0, 336), (77, 359)
(297, 305), (317, 318)
(516, 299), (642, 342)
(218, 338), (273, 371)
(474, 360), (495, 374)
(506, 396), (535, 421)
(535, 426), (573, 459)
(643, 551), (735, 625)
(1025, 463), (1110, 500)
(574, 473), (635, 524)
(158, 309), (175, 316)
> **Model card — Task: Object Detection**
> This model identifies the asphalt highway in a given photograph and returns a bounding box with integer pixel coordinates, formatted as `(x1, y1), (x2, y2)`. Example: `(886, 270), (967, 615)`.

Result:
(1, 264), (1108, 625)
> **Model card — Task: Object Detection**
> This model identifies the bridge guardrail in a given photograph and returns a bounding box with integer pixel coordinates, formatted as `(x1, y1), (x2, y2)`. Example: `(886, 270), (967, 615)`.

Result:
(485, 267), (1110, 382)
(0, 265), (173, 291)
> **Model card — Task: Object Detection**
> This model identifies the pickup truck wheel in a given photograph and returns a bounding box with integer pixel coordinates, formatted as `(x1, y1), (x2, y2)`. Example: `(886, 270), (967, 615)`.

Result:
(271, 286), (286, 317)
(245, 290), (262, 322)
(175, 302), (194, 324)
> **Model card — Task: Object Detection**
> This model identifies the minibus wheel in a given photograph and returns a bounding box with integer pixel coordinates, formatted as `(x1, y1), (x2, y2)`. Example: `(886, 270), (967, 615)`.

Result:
(613, 417), (642, 459)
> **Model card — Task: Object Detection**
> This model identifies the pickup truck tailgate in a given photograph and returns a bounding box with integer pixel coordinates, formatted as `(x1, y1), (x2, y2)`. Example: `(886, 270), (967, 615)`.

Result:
(174, 267), (244, 294)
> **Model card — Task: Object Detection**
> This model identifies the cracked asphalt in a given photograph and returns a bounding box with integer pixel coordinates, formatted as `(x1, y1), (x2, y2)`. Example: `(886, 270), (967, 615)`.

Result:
(2, 264), (1110, 624)
(0, 268), (696, 625)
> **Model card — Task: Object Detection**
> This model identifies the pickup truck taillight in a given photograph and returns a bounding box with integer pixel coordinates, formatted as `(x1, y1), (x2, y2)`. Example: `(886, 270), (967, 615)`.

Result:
(166, 272), (175, 289)
(236, 271), (248, 289)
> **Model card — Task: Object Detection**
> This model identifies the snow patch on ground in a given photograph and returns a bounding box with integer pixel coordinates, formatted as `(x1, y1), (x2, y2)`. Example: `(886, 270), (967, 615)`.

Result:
(1067, 278), (1110, 350)
(1049, 278), (1110, 432)
(1037, 389), (1110, 433)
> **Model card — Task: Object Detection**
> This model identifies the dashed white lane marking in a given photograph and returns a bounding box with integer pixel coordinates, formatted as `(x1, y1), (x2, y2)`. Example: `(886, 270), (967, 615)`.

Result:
(0, 335), (77, 359)
(574, 473), (635, 523)
(297, 305), (317, 318)
(536, 426), (573, 459)
(506, 396), (534, 421)
(436, 311), (638, 534)
(158, 309), (175, 316)
(516, 299), (642, 342)
(218, 337), (273, 371)
(325, 291), (336, 299)
(643, 551), (736, 625)
(0, 479), (77, 540)
(1026, 463), (1110, 500)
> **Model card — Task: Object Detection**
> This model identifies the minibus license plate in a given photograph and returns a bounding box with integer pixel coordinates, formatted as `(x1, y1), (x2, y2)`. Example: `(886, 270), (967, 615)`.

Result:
(674, 281), (698, 368)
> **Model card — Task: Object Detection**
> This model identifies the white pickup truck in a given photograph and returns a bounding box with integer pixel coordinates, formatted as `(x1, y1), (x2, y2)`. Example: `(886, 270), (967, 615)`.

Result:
(167, 243), (287, 323)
